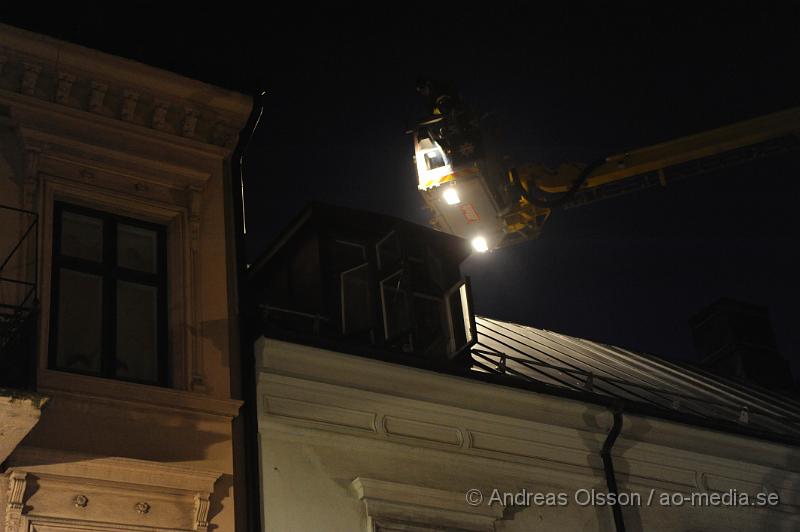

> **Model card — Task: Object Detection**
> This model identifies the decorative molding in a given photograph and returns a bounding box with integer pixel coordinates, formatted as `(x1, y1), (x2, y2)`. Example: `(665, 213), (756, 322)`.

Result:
(186, 184), (205, 392)
(5, 471), (27, 532)
(23, 146), (41, 209)
(265, 396), (377, 432)
(28, 137), (212, 200)
(257, 338), (800, 470)
(55, 72), (75, 104)
(7, 447), (223, 531)
(152, 99), (170, 130)
(382, 415), (463, 447)
(182, 108), (198, 138)
(193, 494), (210, 532)
(72, 494), (88, 508)
(89, 81), (108, 113)
(351, 478), (503, 532)
(0, 24), (251, 149)
(134, 501), (151, 515)
(187, 185), (202, 251)
(37, 369), (242, 420)
(258, 339), (800, 509)
(9, 446), (222, 495)
(260, 374), (610, 484)
(120, 89), (140, 122)
(210, 122), (238, 149)
(21, 63), (41, 96)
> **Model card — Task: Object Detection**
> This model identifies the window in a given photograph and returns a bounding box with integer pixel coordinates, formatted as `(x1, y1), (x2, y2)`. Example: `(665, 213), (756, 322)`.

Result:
(49, 202), (168, 385)
(380, 270), (412, 344)
(341, 263), (371, 335)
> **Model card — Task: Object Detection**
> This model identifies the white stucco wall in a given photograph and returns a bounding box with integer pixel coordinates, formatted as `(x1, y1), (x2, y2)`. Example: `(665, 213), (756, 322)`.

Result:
(256, 337), (800, 532)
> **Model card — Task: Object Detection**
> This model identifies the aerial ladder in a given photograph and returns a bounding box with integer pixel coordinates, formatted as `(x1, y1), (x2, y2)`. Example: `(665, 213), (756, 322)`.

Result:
(412, 80), (800, 252)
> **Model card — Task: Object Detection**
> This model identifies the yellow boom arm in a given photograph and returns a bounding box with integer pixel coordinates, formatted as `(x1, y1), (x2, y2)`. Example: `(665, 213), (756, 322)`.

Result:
(501, 106), (800, 246)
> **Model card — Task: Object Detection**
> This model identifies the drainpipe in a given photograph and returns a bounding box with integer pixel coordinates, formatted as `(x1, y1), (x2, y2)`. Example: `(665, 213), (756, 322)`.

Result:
(230, 89), (267, 532)
(601, 409), (625, 532)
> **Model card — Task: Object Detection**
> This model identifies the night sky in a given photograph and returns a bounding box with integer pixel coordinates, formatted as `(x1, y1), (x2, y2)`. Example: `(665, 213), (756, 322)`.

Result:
(3, 4), (799, 375)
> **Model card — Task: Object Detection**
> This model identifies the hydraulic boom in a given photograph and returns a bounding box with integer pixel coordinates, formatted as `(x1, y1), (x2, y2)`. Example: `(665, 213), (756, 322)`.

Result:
(412, 83), (800, 252)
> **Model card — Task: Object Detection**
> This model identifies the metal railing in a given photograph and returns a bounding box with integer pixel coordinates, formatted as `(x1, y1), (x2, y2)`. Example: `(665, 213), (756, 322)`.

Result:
(259, 304), (330, 335)
(0, 204), (38, 390)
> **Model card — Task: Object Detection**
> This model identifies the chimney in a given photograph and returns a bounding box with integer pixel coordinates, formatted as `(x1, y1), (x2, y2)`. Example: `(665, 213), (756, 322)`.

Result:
(689, 298), (794, 391)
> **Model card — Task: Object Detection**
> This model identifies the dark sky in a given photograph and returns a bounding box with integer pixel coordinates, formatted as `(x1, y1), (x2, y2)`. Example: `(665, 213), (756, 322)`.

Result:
(3, 3), (799, 373)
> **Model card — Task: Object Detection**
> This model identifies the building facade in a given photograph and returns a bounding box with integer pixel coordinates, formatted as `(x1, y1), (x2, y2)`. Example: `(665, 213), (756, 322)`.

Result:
(251, 205), (800, 532)
(0, 24), (251, 531)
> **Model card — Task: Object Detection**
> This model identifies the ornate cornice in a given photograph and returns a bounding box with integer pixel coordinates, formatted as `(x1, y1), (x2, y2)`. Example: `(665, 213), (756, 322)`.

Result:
(351, 478), (504, 531)
(6, 447), (223, 532)
(0, 23), (251, 150)
(257, 338), (800, 513)
(37, 369), (242, 420)
(9, 446), (222, 493)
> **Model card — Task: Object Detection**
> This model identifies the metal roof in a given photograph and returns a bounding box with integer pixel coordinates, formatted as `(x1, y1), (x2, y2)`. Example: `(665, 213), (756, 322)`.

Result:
(470, 316), (800, 442)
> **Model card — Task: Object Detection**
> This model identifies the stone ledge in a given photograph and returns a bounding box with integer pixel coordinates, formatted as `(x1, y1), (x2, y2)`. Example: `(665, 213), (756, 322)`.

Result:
(0, 389), (48, 463)
(38, 369), (242, 420)
(351, 477), (503, 532)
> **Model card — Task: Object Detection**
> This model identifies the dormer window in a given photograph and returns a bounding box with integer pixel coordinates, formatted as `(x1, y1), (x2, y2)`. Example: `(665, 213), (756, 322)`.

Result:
(252, 204), (477, 361)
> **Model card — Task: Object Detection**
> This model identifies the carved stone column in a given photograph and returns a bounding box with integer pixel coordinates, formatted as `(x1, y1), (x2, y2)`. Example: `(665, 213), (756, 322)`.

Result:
(23, 147), (41, 211)
(5, 471), (28, 532)
(187, 185), (205, 392)
(193, 494), (211, 532)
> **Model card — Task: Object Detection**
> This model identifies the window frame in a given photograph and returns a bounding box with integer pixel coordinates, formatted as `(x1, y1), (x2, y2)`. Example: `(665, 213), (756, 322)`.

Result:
(48, 201), (169, 386)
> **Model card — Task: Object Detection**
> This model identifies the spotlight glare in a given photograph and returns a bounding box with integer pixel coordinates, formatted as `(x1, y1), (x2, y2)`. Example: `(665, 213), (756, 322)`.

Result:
(443, 188), (461, 205)
(471, 236), (489, 253)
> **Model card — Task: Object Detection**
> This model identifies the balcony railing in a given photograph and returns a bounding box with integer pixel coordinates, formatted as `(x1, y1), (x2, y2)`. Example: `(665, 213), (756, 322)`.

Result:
(0, 204), (38, 390)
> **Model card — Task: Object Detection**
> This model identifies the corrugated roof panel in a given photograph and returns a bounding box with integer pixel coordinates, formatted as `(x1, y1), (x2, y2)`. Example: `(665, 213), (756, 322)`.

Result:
(471, 316), (800, 442)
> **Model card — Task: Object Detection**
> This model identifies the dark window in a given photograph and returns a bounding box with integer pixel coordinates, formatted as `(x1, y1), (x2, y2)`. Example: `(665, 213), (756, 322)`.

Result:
(49, 202), (168, 385)
(375, 232), (401, 271)
(380, 270), (412, 349)
(341, 263), (371, 334)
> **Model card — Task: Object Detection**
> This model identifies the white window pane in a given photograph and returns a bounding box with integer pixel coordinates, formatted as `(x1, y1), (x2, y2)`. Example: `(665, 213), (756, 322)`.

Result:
(61, 212), (103, 262)
(116, 281), (158, 382)
(459, 283), (473, 343)
(57, 269), (102, 372)
(118, 224), (157, 273)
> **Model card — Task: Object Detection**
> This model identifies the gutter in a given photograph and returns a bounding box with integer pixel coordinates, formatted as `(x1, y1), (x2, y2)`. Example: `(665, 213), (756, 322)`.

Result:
(601, 409), (625, 532)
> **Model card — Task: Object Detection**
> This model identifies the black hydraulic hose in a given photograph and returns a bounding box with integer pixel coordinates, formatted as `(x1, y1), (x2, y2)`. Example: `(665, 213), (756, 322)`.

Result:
(601, 409), (626, 532)
(513, 158), (606, 208)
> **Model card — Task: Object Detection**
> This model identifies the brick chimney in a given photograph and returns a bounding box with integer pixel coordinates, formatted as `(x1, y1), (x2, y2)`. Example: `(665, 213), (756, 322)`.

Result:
(689, 299), (794, 391)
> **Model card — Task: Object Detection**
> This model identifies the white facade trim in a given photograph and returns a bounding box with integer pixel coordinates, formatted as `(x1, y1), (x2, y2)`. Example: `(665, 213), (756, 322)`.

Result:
(257, 337), (800, 531)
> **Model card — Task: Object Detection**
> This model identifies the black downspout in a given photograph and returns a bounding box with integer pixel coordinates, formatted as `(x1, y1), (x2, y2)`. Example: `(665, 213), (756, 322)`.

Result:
(601, 409), (625, 532)
(230, 90), (266, 532)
